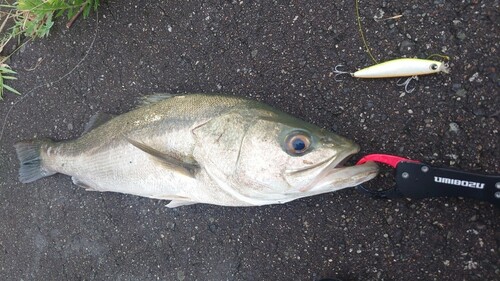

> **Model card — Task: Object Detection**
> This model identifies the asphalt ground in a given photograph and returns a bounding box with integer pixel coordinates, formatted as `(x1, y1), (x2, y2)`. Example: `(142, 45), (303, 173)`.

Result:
(0, 0), (498, 280)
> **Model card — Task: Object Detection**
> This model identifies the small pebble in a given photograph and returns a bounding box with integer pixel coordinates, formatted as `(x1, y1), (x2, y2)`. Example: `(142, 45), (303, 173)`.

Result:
(452, 83), (462, 92)
(166, 222), (176, 230)
(449, 122), (460, 133)
(208, 223), (217, 233)
(469, 72), (479, 82)
(177, 270), (185, 281)
(472, 107), (486, 116)
(386, 216), (394, 224)
(455, 89), (467, 98)
(400, 40), (415, 53)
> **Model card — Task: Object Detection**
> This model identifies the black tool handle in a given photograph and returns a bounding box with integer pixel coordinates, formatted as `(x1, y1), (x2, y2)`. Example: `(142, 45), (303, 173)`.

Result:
(395, 162), (500, 206)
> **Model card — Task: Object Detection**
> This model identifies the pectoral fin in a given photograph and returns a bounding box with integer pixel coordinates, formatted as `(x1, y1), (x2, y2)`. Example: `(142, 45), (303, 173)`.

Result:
(126, 137), (199, 178)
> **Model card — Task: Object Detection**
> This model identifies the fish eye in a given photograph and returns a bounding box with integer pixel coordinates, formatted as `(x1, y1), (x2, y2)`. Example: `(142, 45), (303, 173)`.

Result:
(284, 132), (311, 156)
(430, 63), (438, 70)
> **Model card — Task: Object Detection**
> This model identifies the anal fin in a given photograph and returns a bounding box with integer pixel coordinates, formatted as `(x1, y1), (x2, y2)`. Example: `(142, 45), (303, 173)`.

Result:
(166, 200), (197, 208)
(154, 194), (197, 208)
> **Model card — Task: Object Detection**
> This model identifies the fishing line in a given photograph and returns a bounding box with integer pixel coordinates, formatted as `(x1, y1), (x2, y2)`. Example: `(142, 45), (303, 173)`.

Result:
(1, 39), (32, 64)
(355, 0), (378, 64)
(354, 1), (450, 64)
(0, 12), (100, 144)
(334, 1), (451, 93)
(427, 54), (450, 61)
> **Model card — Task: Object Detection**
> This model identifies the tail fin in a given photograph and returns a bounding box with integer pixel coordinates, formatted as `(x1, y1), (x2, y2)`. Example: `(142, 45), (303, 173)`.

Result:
(14, 140), (55, 183)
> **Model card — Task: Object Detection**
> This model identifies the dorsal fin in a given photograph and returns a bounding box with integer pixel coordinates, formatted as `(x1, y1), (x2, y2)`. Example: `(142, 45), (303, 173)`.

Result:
(136, 93), (182, 107)
(83, 113), (114, 134)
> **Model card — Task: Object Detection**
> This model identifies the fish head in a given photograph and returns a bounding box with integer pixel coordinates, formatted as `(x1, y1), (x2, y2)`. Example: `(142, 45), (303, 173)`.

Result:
(235, 113), (378, 202)
(193, 105), (379, 206)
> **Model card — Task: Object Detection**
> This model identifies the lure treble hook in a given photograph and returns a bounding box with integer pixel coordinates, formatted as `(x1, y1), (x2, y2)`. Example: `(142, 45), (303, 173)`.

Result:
(396, 76), (418, 93)
(333, 64), (353, 82)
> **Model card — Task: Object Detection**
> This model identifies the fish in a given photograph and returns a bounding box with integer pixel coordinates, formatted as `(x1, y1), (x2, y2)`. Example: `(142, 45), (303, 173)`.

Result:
(14, 94), (378, 207)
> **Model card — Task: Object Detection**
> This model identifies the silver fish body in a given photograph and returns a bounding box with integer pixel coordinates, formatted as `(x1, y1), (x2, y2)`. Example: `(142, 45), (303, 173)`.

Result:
(15, 94), (378, 207)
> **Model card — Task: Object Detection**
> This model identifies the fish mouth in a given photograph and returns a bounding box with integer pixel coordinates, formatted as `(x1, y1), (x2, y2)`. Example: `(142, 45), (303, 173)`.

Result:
(310, 159), (379, 192)
(290, 149), (379, 193)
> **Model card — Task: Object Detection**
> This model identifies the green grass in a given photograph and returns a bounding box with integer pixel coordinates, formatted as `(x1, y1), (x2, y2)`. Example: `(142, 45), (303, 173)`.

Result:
(0, 63), (20, 100)
(0, 0), (100, 99)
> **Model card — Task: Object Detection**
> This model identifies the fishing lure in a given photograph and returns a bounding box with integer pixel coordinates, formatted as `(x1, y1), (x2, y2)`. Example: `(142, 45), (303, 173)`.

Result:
(334, 58), (450, 93)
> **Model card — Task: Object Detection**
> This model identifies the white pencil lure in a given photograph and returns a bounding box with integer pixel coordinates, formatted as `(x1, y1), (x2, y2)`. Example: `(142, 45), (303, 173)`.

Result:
(334, 58), (450, 93)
